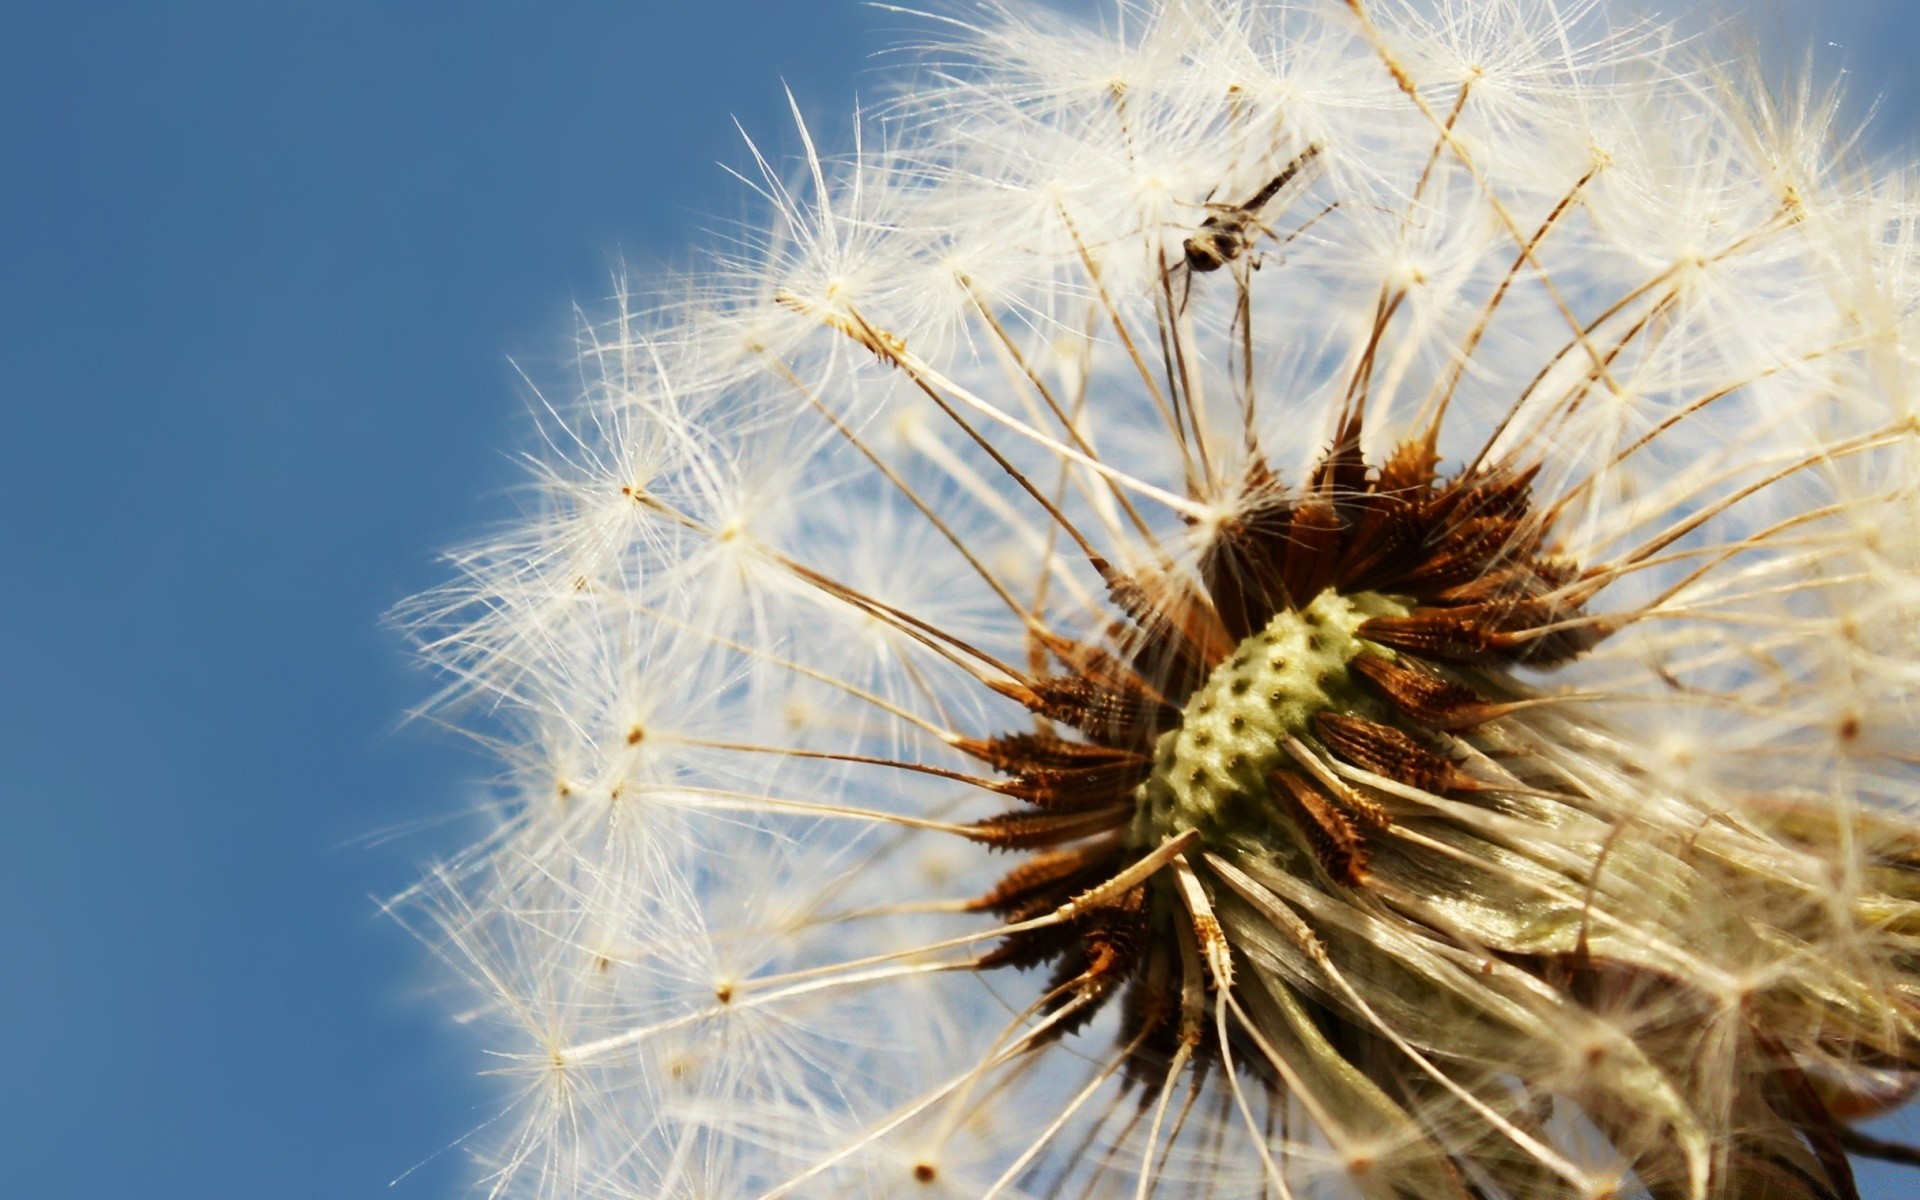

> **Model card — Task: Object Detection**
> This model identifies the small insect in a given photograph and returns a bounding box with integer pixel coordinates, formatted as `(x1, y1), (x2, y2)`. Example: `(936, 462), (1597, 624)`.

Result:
(1182, 144), (1322, 273)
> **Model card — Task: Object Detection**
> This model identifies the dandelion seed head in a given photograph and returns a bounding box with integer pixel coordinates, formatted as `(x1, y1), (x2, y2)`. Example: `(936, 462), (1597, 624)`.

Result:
(402, 1), (1920, 1196)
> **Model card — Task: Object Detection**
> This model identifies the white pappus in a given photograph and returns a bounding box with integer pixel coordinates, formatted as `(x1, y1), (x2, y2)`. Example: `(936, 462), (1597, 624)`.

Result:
(398, 2), (1920, 1197)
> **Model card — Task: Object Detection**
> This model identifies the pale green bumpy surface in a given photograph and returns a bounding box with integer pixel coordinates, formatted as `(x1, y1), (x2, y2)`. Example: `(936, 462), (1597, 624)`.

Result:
(1131, 590), (1408, 847)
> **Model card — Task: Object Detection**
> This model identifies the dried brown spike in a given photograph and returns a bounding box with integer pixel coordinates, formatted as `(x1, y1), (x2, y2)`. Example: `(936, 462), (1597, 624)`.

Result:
(979, 921), (1082, 972)
(1006, 675), (1178, 748)
(1269, 768), (1370, 885)
(966, 807), (1131, 851)
(958, 734), (1151, 809)
(990, 761), (1152, 810)
(1360, 610), (1502, 665)
(1199, 492), (1295, 641)
(1313, 712), (1463, 795)
(1117, 945), (1187, 1092)
(1279, 501), (1347, 607)
(1388, 516), (1532, 595)
(1003, 758), (1153, 789)
(1337, 496), (1427, 593)
(968, 844), (1119, 915)
(1423, 593), (1603, 666)
(956, 733), (1147, 774)
(1308, 409), (1369, 515)
(1039, 884), (1151, 1039)
(1488, 615), (1607, 666)
(1099, 565), (1235, 700)
(1431, 549), (1576, 602)
(1080, 884), (1149, 983)
(1436, 463), (1541, 525)
(1403, 550), (1523, 601)
(1472, 595), (1561, 633)
(1032, 630), (1170, 706)
(1349, 654), (1501, 731)
(991, 882), (1088, 926)
(1373, 435), (1441, 497)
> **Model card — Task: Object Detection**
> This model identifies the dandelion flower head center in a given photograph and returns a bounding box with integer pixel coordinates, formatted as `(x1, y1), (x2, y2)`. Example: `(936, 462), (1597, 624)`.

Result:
(1133, 589), (1407, 852)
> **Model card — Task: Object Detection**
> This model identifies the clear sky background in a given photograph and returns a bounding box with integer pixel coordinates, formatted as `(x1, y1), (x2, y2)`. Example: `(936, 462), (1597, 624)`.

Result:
(2, 3), (1918, 1198)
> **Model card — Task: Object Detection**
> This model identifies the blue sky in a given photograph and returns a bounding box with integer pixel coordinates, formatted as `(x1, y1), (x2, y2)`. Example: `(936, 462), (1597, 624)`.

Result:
(2, 2), (1917, 1197)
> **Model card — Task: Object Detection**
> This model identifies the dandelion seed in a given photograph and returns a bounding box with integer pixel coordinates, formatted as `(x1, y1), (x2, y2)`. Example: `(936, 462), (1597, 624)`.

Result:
(403, 1), (1920, 1196)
